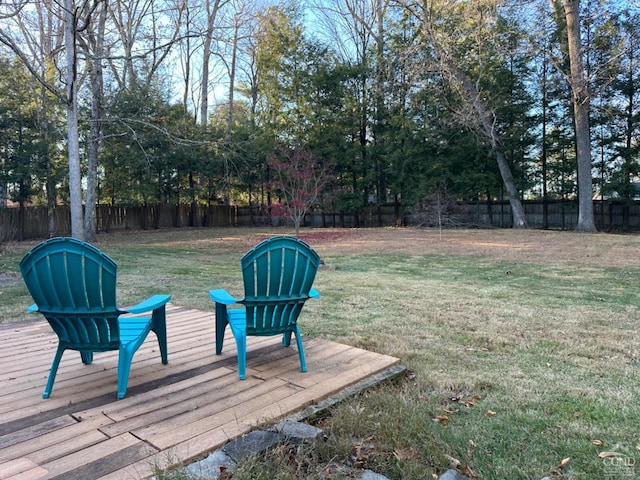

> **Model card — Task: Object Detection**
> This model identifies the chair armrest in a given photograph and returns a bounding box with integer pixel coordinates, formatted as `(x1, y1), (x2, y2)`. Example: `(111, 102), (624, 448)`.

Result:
(123, 294), (171, 314)
(309, 288), (320, 299)
(209, 289), (240, 305)
(27, 303), (39, 314)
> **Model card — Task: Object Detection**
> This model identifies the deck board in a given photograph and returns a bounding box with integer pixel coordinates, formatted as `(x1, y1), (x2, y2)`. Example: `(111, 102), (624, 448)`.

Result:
(0, 304), (401, 479)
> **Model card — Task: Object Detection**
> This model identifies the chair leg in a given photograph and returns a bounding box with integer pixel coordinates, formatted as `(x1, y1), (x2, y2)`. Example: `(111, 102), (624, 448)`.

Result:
(294, 326), (307, 373)
(215, 302), (229, 355)
(235, 332), (247, 380)
(43, 346), (65, 399)
(152, 306), (169, 365)
(116, 345), (136, 399)
(80, 351), (94, 364)
(282, 331), (292, 347)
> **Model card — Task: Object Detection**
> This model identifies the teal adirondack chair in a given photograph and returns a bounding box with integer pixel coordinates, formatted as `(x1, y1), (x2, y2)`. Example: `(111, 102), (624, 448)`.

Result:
(20, 237), (170, 399)
(209, 236), (320, 380)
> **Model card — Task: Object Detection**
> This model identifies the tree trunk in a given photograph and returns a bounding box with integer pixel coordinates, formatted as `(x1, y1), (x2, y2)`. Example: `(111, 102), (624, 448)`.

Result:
(40, 81), (57, 238)
(562, 0), (596, 232)
(64, 0), (84, 241)
(200, 0), (224, 125)
(495, 150), (527, 227)
(227, 18), (239, 138)
(84, 3), (107, 243)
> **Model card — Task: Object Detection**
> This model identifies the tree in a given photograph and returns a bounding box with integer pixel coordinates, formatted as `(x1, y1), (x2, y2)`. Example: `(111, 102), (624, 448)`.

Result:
(610, 12), (640, 206)
(0, 58), (48, 239)
(101, 83), (200, 211)
(199, 0), (230, 126)
(1, 0), (128, 240)
(310, 0), (391, 216)
(560, 0), (597, 231)
(81, 0), (108, 241)
(267, 143), (332, 236)
(402, 0), (529, 227)
(61, 0), (79, 237)
(0, 0), (69, 237)
(588, 8), (640, 229)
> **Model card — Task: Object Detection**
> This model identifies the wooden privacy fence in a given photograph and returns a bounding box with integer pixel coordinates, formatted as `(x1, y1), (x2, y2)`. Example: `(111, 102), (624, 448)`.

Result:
(453, 200), (640, 231)
(2, 200), (640, 242)
(0, 204), (237, 242)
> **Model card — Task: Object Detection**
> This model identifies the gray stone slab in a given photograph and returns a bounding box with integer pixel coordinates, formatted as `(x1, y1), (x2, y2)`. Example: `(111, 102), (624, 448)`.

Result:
(222, 429), (286, 462)
(439, 469), (471, 480)
(269, 420), (323, 442)
(359, 469), (391, 480)
(186, 450), (236, 479)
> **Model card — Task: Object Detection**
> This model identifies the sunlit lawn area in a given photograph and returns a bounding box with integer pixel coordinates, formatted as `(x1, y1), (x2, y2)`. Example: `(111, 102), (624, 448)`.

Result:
(1, 227), (639, 479)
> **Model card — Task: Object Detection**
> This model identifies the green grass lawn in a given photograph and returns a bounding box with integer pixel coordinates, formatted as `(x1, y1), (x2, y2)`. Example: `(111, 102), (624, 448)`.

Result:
(1, 227), (639, 479)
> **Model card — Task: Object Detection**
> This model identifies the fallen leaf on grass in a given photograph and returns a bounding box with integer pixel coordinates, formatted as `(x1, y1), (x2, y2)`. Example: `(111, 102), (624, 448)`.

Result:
(449, 393), (464, 402)
(433, 415), (449, 423)
(463, 465), (477, 478)
(485, 410), (496, 416)
(393, 447), (418, 461)
(558, 457), (571, 467)
(590, 439), (604, 446)
(598, 451), (624, 459)
(465, 395), (481, 407)
(443, 454), (460, 468)
(352, 444), (370, 469)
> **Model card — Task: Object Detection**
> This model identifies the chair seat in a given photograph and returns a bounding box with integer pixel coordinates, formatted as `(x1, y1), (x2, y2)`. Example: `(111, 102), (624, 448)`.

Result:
(227, 309), (246, 330)
(119, 316), (153, 343)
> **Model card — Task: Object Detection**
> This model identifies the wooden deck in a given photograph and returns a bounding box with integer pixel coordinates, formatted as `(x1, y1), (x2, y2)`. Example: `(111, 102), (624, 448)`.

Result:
(0, 305), (400, 480)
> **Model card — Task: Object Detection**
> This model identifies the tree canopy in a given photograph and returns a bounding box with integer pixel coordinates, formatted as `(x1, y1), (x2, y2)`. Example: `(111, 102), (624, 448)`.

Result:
(1, 0), (638, 236)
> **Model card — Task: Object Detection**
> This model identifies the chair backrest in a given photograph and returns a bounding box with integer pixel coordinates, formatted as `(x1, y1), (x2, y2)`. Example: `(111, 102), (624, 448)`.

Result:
(20, 237), (122, 351)
(240, 236), (320, 336)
